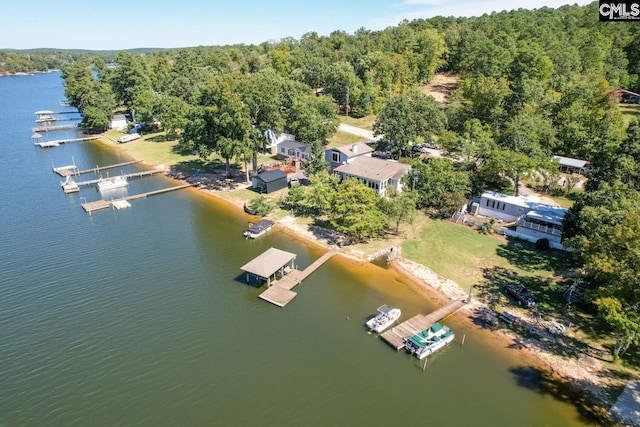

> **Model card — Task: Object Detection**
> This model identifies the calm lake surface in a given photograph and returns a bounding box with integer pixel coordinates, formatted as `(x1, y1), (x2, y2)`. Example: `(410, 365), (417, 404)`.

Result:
(0, 72), (596, 426)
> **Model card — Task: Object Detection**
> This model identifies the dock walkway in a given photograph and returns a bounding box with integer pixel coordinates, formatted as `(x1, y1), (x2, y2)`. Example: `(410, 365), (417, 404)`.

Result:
(380, 300), (467, 350)
(72, 169), (167, 188)
(81, 184), (193, 213)
(259, 247), (339, 307)
(34, 135), (100, 147)
(54, 160), (143, 177)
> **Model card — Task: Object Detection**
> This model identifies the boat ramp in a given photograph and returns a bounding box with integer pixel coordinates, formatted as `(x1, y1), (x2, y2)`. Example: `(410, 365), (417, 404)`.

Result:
(81, 184), (193, 214)
(379, 300), (467, 350)
(241, 246), (339, 307)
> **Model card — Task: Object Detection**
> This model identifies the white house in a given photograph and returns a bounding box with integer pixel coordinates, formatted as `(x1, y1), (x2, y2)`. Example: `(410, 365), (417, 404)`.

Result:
(478, 190), (568, 248)
(334, 156), (411, 196)
(110, 114), (127, 130)
(325, 143), (373, 171)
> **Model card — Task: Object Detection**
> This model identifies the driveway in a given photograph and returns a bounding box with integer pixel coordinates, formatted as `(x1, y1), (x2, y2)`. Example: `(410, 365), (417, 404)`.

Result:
(338, 123), (380, 141)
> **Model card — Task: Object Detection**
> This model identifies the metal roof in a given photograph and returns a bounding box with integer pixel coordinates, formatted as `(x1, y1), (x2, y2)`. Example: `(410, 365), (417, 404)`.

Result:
(552, 155), (588, 169)
(240, 247), (296, 279)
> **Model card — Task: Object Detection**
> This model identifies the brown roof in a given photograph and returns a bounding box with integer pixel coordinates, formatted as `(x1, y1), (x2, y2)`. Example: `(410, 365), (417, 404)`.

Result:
(240, 247), (297, 278)
(335, 156), (410, 182)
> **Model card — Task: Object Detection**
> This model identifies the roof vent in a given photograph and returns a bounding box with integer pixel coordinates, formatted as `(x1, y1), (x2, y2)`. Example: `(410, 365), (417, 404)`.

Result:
(352, 144), (358, 153)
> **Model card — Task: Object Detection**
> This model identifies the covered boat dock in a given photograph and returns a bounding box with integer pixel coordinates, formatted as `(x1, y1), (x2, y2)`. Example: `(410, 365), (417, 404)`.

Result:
(240, 247), (297, 287)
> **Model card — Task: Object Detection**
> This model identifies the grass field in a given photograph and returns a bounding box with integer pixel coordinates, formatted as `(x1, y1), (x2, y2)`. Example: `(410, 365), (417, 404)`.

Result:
(620, 102), (640, 127)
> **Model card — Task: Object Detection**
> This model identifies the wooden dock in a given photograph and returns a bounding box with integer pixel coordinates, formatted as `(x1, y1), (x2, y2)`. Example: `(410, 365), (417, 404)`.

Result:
(379, 300), (467, 350)
(71, 169), (168, 188)
(32, 124), (80, 132)
(81, 184), (193, 213)
(53, 160), (143, 177)
(34, 135), (100, 148)
(259, 247), (339, 307)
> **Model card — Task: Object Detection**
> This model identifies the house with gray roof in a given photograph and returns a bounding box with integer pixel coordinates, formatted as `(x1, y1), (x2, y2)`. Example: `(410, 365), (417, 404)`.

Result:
(325, 143), (373, 171)
(334, 156), (411, 196)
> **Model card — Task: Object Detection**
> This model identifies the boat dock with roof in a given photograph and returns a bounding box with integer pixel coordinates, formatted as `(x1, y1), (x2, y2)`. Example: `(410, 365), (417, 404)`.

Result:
(241, 246), (338, 307)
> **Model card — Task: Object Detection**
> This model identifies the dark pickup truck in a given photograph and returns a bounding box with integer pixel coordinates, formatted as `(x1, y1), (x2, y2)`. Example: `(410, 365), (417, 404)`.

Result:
(504, 283), (537, 308)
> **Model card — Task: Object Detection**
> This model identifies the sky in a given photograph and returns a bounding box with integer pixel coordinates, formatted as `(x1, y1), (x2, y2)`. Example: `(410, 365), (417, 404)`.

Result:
(2, 0), (593, 50)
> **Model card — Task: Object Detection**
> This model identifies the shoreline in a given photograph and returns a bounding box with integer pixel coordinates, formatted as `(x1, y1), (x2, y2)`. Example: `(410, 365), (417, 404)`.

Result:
(96, 136), (621, 421)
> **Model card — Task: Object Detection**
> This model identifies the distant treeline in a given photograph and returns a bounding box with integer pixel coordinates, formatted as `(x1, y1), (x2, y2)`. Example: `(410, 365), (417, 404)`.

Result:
(0, 48), (162, 74)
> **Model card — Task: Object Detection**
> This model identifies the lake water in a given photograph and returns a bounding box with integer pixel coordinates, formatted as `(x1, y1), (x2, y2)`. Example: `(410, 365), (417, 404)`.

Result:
(0, 72), (596, 426)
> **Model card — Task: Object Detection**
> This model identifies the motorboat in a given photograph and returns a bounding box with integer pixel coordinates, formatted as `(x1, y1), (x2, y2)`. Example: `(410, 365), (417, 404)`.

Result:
(365, 304), (401, 333)
(97, 175), (128, 192)
(405, 322), (455, 360)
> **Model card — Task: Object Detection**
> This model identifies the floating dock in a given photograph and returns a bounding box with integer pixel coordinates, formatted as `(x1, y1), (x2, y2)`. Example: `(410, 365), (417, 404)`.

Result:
(379, 300), (467, 350)
(257, 247), (339, 307)
(81, 184), (193, 214)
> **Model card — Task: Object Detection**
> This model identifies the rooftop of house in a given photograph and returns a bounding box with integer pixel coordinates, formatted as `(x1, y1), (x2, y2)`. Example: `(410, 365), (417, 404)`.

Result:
(278, 139), (311, 154)
(331, 142), (373, 158)
(481, 190), (540, 208)
(335, 156), (410, 182)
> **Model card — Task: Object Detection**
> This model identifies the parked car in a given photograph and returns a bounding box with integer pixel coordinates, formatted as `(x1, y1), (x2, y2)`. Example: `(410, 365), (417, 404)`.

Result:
(412, 144), (429, 153)
(504, 283), (537, 308)
(423, 141), (440, 149)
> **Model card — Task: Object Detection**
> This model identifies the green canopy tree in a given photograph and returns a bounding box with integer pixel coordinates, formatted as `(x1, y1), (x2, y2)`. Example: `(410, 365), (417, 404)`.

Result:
(409, 158), (470, 215)
(328, 178), (387, 242)
(379, 188), (418, 234)
(373, 91), (446, 159)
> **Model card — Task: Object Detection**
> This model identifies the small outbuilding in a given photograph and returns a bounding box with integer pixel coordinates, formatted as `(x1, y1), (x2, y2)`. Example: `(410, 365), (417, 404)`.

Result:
(251, 170), (288, 194)
(110, 114), (127, 130)
(552, 155), (589, 175)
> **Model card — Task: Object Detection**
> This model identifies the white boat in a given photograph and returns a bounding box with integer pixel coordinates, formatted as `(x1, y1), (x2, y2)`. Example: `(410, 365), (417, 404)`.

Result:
(118, 133), (141, 143)
(97, 175), (128, 192)
(405, 322), (455, 360)
(243, 219), (275, 239)
(365, 304), (401, 333)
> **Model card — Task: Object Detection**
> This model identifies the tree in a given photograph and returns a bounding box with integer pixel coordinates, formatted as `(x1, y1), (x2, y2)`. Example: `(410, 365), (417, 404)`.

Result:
(380, 188), (418, 234)
(373, 91), (446, 159)
(237, 71), (286, 174)
(409, 158), (470, 214)
(481, 148), (537, 196)
(576, 212), (640, 359)
(328, 178), (387, 242)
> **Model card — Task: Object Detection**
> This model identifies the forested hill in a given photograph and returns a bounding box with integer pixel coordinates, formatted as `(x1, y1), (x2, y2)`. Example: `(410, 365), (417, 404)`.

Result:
(2, 1), (637, 92)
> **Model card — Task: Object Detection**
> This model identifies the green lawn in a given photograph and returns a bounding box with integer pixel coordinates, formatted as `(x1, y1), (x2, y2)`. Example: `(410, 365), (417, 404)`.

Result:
(327, 130), (368, 148)
(401, 215), (570, 292)
(338, 114), (376, 130)
(620, 103), (640, 127)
